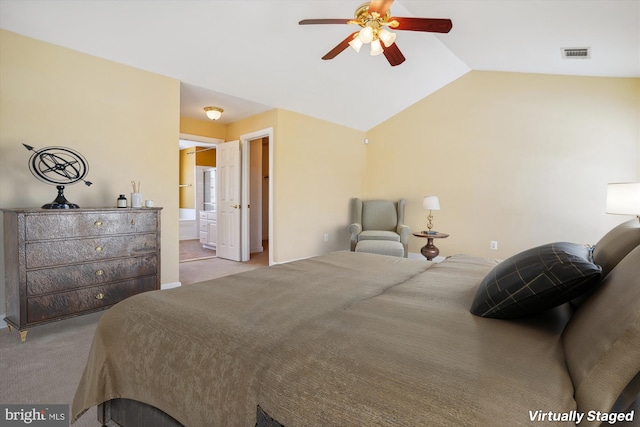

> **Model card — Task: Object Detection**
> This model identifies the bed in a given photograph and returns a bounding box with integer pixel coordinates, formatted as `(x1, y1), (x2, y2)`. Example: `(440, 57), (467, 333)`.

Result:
(72, 220), (640, 426)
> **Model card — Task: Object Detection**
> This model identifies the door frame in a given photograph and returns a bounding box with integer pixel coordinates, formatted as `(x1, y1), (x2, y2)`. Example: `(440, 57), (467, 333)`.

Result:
(178, 133), (222, 239)
(240, 127), (274, 265)
(180, 130), (273, 265)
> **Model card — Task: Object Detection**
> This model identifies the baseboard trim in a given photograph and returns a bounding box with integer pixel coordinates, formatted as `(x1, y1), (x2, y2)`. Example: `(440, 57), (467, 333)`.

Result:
(0, 314), (6, 329)
(161, 282), (181, 290)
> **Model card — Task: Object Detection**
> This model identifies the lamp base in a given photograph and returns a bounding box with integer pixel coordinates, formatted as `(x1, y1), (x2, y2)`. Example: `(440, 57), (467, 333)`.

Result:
(42, 185), (80, 209)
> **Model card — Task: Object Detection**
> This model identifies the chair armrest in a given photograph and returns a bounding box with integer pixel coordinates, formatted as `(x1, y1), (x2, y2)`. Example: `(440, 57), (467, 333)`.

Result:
(348, 223), (362, 237)
(398, 224), (411, 258)
(348, 223), (362, 251)
(397, 224), (411, 244)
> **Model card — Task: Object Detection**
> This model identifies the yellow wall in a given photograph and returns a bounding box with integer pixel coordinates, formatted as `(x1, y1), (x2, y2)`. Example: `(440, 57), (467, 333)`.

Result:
(1, 30), (638, 316)
(179, 147), (196, 208)
(273, 110), (366, 262)
(226, 109), (279, 142)
(180, 116), (226, 140)
(365, 71), (640, 259)
(195, 147), (216, 166)
(0, 30), (181, 315)
(226, 109), (367, 263)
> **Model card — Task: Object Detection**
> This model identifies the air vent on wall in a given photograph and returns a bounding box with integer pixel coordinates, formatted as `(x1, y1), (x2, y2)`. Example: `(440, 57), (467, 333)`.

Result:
(561, 47), (591, 59)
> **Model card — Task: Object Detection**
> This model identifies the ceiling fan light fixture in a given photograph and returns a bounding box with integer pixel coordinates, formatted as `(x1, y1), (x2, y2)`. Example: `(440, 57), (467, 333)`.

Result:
(349, 36), (364, 53)
(204, 106), (223, 120)
(358, 26), (374, 44)
(298, 0), (452, 67)
(370, 39), (383, 56)
(378, 28), (396, 47)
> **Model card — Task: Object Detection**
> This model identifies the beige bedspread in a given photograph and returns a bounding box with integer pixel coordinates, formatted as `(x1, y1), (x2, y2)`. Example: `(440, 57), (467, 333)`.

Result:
(72, 251), (578, 426)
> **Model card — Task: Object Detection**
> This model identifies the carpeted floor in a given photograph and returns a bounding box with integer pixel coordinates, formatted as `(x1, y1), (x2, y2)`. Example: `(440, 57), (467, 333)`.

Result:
(0, 312), (101, 426)
(179, 239), (269, 284)
(0, 241), (270, 425)
(179, 238), (217, 262)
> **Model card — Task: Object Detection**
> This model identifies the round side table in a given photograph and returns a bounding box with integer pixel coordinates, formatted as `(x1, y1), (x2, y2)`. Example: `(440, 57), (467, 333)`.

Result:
(412, 232), (450, 261)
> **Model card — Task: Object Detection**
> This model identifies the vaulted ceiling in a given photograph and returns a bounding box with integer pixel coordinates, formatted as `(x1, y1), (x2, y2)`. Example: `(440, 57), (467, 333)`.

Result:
(1, 1), (638, 131)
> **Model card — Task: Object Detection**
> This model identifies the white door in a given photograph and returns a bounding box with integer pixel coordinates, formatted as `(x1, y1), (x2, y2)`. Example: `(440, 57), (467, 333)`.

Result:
(216, 140), (241, 261)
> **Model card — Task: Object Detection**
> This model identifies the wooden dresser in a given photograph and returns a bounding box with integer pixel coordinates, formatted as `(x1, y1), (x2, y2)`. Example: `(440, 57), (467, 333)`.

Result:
(2, 207), (161, 341)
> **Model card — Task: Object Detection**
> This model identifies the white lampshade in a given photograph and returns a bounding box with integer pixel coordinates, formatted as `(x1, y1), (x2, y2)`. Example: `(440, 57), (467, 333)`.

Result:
(606, 183), (640, 215)
(349, 36), (364, 53)
(358, 26), (374, 44)
(378, 28), (396, 47)
(370, 39), (383, 56)
(423, 196), (440, 211)
(204, 106), (223, 120)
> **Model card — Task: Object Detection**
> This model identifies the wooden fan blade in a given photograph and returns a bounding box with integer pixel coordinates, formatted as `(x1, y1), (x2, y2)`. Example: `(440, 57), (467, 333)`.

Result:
(391, 17), (453, 33)
(322, 32), (358, 60)
(368, 0), (394, 16)
(382, 42), (406, 66)
(299, 19), (351, 25)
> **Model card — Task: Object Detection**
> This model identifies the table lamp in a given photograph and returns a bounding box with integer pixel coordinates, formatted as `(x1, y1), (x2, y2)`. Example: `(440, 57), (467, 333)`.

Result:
(423, 196), (440, 233)
(606, 182), (640, 222)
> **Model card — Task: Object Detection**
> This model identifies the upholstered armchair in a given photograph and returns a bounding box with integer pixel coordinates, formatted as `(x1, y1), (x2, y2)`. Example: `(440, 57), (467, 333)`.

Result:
(349, 198), (410, 257)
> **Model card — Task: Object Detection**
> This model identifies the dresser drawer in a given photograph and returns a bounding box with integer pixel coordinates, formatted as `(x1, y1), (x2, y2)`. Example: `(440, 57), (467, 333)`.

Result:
(26, 233), (157, 268)
(25, 211), (158, 240)
(26, 276), (157, 323)
(27, 255), (158, 296)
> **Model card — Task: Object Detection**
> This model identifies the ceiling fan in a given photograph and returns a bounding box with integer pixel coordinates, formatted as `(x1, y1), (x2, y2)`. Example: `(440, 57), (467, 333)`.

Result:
(299, 0), (452, 67)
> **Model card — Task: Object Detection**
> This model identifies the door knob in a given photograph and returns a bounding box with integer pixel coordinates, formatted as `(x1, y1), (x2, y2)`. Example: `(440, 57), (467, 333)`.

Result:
(233, 204), (239, 209)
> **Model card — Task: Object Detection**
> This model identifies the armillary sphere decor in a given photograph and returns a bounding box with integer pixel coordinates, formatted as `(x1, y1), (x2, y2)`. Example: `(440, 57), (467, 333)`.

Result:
(22, 143), (93, 209)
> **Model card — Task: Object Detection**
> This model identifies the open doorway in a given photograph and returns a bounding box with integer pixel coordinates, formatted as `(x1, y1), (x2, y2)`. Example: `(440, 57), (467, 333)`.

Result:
(247, 137), (269, 259)
(178, 129), (273, 265)
(240, 128), (273, 265)
(178, 134), (222, 262)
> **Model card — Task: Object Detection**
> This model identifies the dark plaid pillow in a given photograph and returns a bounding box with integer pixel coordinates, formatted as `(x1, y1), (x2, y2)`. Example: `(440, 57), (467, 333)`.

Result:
(470, 242), (602, 319)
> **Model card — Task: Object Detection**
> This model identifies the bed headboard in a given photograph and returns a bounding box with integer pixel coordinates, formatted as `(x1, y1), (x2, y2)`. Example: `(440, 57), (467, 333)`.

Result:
(562, 219), (640, 418)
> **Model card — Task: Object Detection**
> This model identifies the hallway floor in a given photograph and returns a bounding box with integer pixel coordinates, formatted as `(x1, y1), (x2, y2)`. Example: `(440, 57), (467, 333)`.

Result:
(178, 239), (269, 285)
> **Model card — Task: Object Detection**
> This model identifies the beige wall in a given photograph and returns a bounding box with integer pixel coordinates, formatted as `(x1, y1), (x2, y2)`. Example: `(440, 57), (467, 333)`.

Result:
(273, 110), (366, 262)
(1, 30), (638, 320)
(180, 116), (226, 140)
(365, 71), (640, 259)
(226, 109), (367, 263)
(0, 30), (181, 314)
(179, 147), (196, 208)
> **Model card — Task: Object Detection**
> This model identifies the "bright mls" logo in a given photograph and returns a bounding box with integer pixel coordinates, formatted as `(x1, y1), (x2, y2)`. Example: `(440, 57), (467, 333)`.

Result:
(1, 405), (68, 426)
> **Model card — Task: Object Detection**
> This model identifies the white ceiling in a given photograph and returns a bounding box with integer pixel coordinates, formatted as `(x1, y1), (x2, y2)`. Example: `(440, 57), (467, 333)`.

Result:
(1, 0), (638, 131)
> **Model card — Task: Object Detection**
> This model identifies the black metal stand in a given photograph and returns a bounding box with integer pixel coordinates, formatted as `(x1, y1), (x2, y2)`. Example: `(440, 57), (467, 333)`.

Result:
(42, 185), (79, 209)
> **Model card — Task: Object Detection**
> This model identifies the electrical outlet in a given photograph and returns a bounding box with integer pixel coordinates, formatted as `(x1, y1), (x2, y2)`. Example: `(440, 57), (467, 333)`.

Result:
(324, 233), (329, 242)
(490, 241), (498, 250)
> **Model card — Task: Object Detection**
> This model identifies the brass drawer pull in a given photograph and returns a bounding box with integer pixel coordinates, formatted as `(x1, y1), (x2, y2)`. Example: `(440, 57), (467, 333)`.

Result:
(95, 293), (105, 300)
(94, 220), (103, 227)
(95, 269), (104, 276)
(95, 246), (103, 252)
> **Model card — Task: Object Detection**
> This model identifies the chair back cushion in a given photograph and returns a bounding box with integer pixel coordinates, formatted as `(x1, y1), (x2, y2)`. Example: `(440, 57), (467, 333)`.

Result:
(362, 200), (398, 231)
